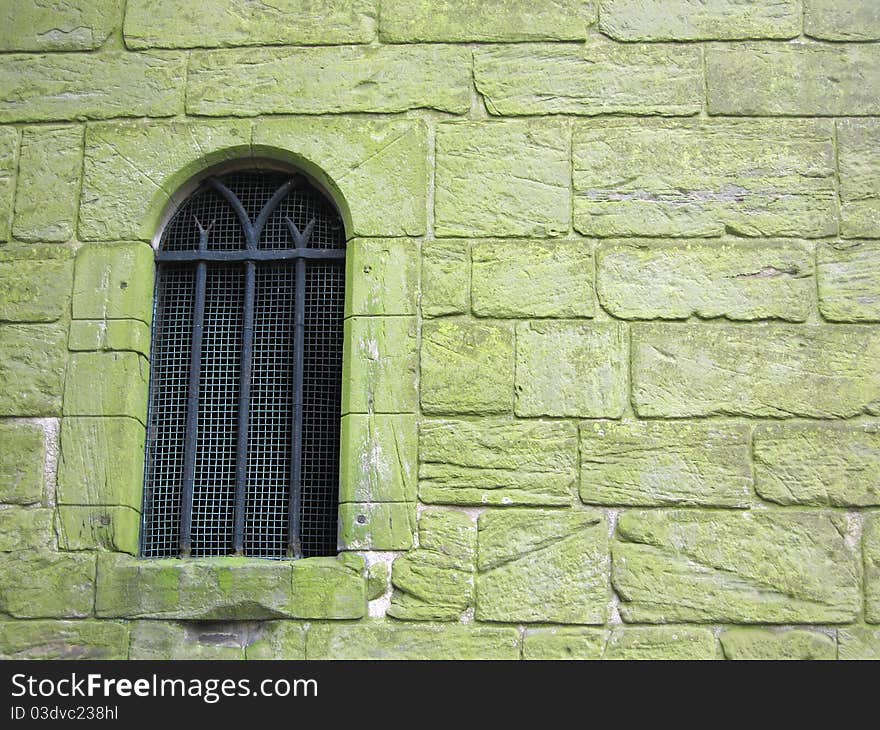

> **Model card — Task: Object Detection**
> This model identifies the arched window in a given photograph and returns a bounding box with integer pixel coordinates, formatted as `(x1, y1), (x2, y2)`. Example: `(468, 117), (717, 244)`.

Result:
(141, 169), (346, 560)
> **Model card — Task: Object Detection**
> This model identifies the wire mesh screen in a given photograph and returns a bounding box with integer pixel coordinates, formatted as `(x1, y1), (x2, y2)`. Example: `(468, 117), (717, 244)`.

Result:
(141, 170), (346, 559)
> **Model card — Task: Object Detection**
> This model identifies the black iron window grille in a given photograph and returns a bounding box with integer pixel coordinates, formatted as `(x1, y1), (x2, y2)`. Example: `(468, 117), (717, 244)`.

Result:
(141, 170), (346, 560)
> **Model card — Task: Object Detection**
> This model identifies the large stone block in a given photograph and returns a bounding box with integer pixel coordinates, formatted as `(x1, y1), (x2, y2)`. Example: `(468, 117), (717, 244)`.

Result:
(346, 238), (418, 317)
(865, 513), (880, 623)
(837, 120), (880, 239)
(474, 41), (701, 116)
(0, 324), (67, 416)
(523, 626), (716, 660)
(338, 502), (416, 551)
(632, 324), (880, 418)
(476, 509), (609, 624)
(339, 414), (417, 503)
(0, 552), (96, 618)
(0, 246), (73, 323)
(419, 419), (577, 506)
(64, 352), (150, 422)
(0, 620), (128, 660)
(421, 240), (469, 318)
(0, 507), (54, 551)
(805, 0), (880, 41)
(246, 621), (308, 660)
(515, 322), (626, 418)
(0, 421), (44, 504)
(818, 242), (880, 321)
(129, 621), (247, 660)
(573, 120), (836, 238)
(68, 320), (151, 356)
(57, 506), (140, 555)
(0, 126), (17, 241)
(0, 0), (118, 51)
(580, 421), (751, 507)
(420, 320), (514, 415)
(435, 121), (570, 237)
(720, 628), (835, 660)
(597, 240), (813, 321)
(72, 243), (155, 323)
(838, 628), (880, 659)
(613, 510), (861, 623)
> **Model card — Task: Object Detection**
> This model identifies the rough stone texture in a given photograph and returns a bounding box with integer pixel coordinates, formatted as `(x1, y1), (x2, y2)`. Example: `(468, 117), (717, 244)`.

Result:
(474, 41), (701, 116)
(838, 627), (880, 659)
(68, 320), (151, 356)
(707, 43), (880, 117)
(632, 324), (880, 418)
(515, 322), (626, 418)
(419, 419), (577, 506)
(573, 120), (836, 238)
(63, 353), (150, 422)
(388, 509), (476, 621)
(421, 320), (514, 415)
(0, 421), (44, 504)
(837, 120), (880, 240)
(0, 0), (119, 51)
(523, 626), (716, 660)
(613, 510), (861, 623)
(347, 238), (418, 317)
(124, 0), (375, 48)
(472, 240), (595, 318)
(476, 509), (609, 624)
(338, 502), (416, 551)
(597, 240), (813, 321)
(0, 246), (73, 323)
(0, 552), (96, 618)
(72, 243), (155, 323)
(307, 622), (521, 660)
(818, 242), (880, 322)
(865, 514), (880, 623)
(421, 241), (469, 318)
(339, 414), (417, 503)
(342, 317), (417, 414)
(246, 621), (308, 660)
(754, 423), (880, 507)
(599, 0), (801, 40)
(0, 324), (67, 416)
(129, 621), (249, 660)
(0, 126), (17, 241)
(805, 0), (880, 41)
(720, 628), (836, 660)
(380, 0), (596, 41)
(187, 46), (471, 116)
(0, 507), (54, 551)
(580, 421), (751, 507)
(0, 52), (185, 123)
(0, 621), (126, 660)
(435, 121), (569, 238)
(57, 506), (140, 555)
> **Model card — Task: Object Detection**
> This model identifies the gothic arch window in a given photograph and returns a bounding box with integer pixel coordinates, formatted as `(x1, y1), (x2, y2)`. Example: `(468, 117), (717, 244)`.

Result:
(141, 168), (346, 560)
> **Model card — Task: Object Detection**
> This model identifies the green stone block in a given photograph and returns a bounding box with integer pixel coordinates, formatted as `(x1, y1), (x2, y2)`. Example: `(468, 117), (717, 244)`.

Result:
(613, 510), (861, 623)
(253, 117), (428, 238)
(599, 0), (800, 40)
(707, 43), (880, 116)
(338, 502), (416, 551)
(0, 620), (128, 660)
(837, 120), (880, 239)
(754, 423), (880, 506)
(187, 46), (470, 116)
(0, 246), (73, 322)
(306, 621), (521, 660)
(68, 320), (151, 355)
(339, 414), (417, 503)
(366, 562), (389, 601)
(346, 238), (418, 316)
(0, 421), (44, 504)
(342, 317), (417, 414)
(421, 320), (514, 415)
(246, 621), (308, 660)
(805, 0), (880, 40)
(865, 514), (880, 623)
(720, 628), (835, 660)
(421, 240), (469, 318)
(632, 324), (880, 418)
(475, 40), (701, 116)
(472, 240), (595, 318)
(515, 322), (626, 418)
(476, 509), (609, 624)
(818, 242), (880, 321)
(12, 126), (82, 241)
(573, 120), (836, 238)
(0, 507), (54, 551)
(289, 558), (366, 619)
(57, 506), (140, 555)
(435, 121), (569, 237)
(838, 628), (880, 659)
(124, 0), (375, 48)
(129, 621), (246, 660)
(419, 418), (577, 506)
(64, 353), (149, 422)
(72, 243), (155, 323)
(0, 51), (185, 123)
(0, 323), (67, 416)
(0, 0), (118, 51)
(523, 626), (716, 660)
(597, 240), (813, 321)
(0, 126), (16, 241)
(0, 551), (95, 618)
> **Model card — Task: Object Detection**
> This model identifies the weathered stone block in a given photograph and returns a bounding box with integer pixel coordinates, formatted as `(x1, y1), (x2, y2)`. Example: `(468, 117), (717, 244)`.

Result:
(838, 627), (880, 659)
(0, 507), (54, 551)
(580, 421), (751, 507)
(573, 120), (836, 238)
(246, 621), (308, 660)
(419, 418), (577, 506)
(0, 421), (44, 504)
(435, 121), (569, 237)
(515, 322), (626, 417)
(0, 126), (15, 241)
(597, 240), (813, 321)
(338, 502), (416, 551)
(0, 552), (95, 618)
(0, 52), (185, 123)
(865, 513), (880, 623)
(0, 324), (67, 416)
(57, 506), (140, 555)
(342, 317), (417, 414)
(187, 46), (470, 116)
(124, 0), (375, 47)
(72, 243), (155, 323)
(0, 0), (118, 51)
(632, 324), (880, 418)
(421, 240), (469, 318)
(339, 414), (417, 503)
(754, 423), (880, 506)
(68, 320), (151, 355)
(720, 628), (835, 660)
(837, 120), (880, 239)
(366, 561), (388, 601)
(523, 626), (716, 660)
(0, 246), (73, 323)
(0, 620), (128, 660)
(346, 238), (418, 317)
(613, 510), (861, 623)
(472, 240), (595, 318)
(474, 41), (701, 116)
(818, 242), (880, 321)
(289, 558), (366, 619)
(421, 320), (514, 415)
(64, 353), (150, 422)
(129, 621), (247, 660)
(805, 0), (880, 41)
(476, 509), (609, 624)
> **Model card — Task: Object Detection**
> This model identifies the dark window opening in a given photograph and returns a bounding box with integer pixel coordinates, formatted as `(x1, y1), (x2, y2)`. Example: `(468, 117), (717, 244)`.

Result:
(141, 170), (346, 560)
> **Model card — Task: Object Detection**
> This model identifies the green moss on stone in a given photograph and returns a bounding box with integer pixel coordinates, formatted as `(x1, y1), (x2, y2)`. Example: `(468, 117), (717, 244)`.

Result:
(0, 0), (119, 51)
(523, 626), (716, 660)
(0, 507), (54, 551)
(346, 238), (418, 317)
(0, 620), (128, 660)
(57, 506), (140, 555)
(720, 628), (835, 660)
(72, 243), (155, 323)
(421, 240), (469, 318)
(0, 551), (96, 618)
(0, 246), (73, 323)
(0, 323), (68, 416)
(339, 414), (417, 503)
(338, 502), (416, 551)
(0, 421), (44, 504)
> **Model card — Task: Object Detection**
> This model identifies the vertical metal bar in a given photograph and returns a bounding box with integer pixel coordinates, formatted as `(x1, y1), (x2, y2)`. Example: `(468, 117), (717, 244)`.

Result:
(233, 260), (256, 555)
(288, 255), (306, 558)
